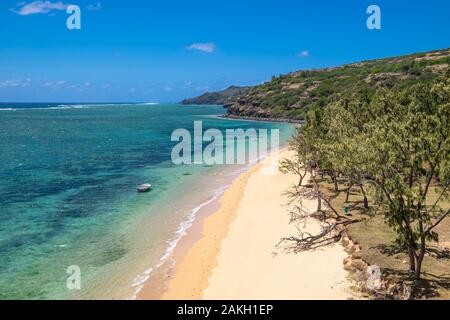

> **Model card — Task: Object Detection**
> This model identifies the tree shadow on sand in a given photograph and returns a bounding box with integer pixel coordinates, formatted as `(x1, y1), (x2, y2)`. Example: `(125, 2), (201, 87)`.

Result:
(372, 244), (450, 299)
(384, 267), (450, 299)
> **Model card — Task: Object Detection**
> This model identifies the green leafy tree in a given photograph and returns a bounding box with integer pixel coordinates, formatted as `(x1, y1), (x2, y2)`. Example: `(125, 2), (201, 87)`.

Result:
(320, 97), (373, 208)
(362, 72), (450, 279)
(281, 70), (450, 281)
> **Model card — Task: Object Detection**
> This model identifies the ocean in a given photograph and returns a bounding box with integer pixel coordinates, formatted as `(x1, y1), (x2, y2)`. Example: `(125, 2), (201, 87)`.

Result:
(0, 103), (294, 299)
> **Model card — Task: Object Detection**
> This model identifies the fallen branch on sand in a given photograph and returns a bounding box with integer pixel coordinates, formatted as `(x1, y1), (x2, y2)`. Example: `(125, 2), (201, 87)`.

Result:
(278, 170), (361, 253)
(277, 218), (360, 253)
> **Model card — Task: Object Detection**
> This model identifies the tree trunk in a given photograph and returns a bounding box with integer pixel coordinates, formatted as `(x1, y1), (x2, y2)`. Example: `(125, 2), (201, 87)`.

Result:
(298, 174), (304, 187)
(414, 225), (426, 280)
(408, 246), (416, 274)
(405, 218), (416, 275)
(359, 184), (369, 209)
(345, 182), (353, 203)
(415, 251), (425, 280)
(316, 182), (322, 212)
(332, 173), (338, 191)
(313, 172), (322, 212)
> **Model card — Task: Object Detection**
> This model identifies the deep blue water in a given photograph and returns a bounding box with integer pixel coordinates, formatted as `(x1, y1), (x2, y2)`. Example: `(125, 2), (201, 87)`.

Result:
(0, 103), (294, 299)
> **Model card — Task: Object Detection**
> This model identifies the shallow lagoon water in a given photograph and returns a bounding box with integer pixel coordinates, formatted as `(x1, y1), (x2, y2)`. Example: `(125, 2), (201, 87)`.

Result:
(0, 103), (294, 299)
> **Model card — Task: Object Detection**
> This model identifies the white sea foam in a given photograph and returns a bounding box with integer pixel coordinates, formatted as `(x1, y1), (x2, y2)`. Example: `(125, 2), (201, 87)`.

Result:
(159, 187), (226, 262)
(4, 105), (92, 110)
(128, 146), (276, 299)
(51, 104), (90, 109)
(2, 103), (158, 112)
(129, 185), (227, 299)
(132, 272), (151, 287)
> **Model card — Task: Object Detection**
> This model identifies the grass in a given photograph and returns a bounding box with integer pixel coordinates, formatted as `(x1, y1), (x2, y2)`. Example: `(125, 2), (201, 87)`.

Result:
(319, 178), (450, 299)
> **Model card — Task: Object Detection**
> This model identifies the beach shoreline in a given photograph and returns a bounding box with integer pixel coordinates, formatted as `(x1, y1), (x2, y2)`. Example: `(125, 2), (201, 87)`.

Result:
(138, 147), (353, 300)
(136, 157), (263, 300)
(220, 114), (305, 124)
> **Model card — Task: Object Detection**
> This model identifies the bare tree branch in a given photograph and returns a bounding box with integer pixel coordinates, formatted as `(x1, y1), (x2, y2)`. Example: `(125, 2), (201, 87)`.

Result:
(425, 209), (450, 234)
(277, 219), (360, 253)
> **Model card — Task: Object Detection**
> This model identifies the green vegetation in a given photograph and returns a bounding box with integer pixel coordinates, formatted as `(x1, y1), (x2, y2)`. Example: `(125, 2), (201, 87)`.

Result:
(281, 70), (450, 298)
(321, 179), (450, 299)
(226, 48), (450, 120)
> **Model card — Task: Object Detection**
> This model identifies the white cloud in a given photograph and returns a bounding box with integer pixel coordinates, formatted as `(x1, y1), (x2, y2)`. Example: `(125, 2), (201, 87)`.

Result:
(86, 2), (101, 11)
(164, 86), (173, 92)
(65, 84), (80, 90)
(186, 43), (216, 53)
(10, 1), (68, 16)
(181, 80), (193, 89)
(64, 82), (91, 91)
(42, 80), (66, 88)
(297, 50), (310, 58)
(0, 78), (32, 88)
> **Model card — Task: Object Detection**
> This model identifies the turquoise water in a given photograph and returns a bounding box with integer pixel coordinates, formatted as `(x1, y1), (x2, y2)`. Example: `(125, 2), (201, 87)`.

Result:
(0, 103), (294, 299)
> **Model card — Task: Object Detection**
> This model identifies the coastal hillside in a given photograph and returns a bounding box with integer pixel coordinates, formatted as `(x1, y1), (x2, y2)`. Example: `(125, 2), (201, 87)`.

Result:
(184, 48), (450, 120)
(229, 48), (450, 120)
(181, 85), (250, 105)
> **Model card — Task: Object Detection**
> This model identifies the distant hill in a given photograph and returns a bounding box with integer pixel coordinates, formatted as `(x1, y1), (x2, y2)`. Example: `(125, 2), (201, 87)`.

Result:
(184, 48), (450, 121)
(181, 85), (251, 105)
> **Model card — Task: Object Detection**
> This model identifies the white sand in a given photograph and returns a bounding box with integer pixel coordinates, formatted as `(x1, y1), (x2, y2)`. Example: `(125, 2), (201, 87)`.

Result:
(162, 149), (352, 300)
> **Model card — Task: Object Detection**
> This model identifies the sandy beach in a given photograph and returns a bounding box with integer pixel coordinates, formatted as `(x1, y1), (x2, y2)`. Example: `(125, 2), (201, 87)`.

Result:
(156, 148), (352, 300)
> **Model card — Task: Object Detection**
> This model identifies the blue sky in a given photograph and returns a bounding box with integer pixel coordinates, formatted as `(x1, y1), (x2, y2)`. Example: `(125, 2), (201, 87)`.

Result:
(0, 0), (449, 102)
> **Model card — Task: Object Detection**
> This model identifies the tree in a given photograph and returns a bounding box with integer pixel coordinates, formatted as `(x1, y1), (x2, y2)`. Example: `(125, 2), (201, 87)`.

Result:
(279, 132), (309, 187)
(320, 97), (374, 209)
(279, 107), (360, 253)
(280, 69), (450, 281)
(362, 71), (450, 279)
